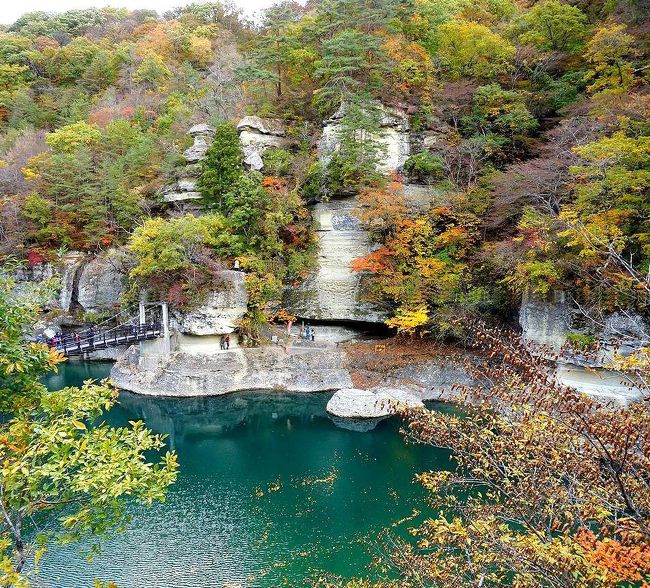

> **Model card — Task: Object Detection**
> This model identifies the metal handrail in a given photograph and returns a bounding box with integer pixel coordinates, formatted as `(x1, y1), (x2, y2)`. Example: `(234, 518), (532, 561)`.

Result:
(53, 322), (162, 356)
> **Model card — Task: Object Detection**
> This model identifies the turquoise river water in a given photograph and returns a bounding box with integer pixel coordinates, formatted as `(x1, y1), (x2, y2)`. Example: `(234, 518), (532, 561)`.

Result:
(38, 362), (453, 588)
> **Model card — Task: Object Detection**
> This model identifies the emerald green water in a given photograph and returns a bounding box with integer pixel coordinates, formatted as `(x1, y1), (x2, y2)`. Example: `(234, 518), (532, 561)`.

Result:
(40, 362), (452, 587)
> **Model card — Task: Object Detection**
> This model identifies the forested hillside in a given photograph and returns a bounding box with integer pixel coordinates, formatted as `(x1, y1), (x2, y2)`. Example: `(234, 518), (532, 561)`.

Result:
(0, 0), (648, 335)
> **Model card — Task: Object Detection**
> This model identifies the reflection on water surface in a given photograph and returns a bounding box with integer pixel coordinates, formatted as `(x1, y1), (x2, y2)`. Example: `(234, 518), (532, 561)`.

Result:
(38, 362), (450, 588)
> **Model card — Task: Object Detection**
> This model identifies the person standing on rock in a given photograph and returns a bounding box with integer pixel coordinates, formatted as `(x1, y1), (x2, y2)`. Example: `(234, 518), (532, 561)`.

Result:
(220, 335), (225, 350)
(225, 334), (231, 350)
(311, 328), (315, 342)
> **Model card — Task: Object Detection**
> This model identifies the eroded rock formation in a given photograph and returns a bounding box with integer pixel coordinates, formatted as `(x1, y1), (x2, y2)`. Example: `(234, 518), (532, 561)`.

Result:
(236, 116), (293, 171)
(171, 270), (248, 336)
(111, 344), (353, 396)
(317, 103), (410, 174)
(162, 124), (214, 203)
(284, 198), (388, 322)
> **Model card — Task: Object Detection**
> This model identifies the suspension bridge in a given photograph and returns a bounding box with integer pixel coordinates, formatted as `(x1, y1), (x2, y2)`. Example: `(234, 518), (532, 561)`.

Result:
(49, 302), (171, 357)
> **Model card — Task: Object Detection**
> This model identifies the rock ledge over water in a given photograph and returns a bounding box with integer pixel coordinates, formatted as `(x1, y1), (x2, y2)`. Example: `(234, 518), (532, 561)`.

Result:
(326, 386), (423, 419)
(111, 345), (353, 396)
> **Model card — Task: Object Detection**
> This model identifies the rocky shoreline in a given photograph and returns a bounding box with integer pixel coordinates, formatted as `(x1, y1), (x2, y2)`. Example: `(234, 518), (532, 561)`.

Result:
(109, 333), (647, 426)
(110, 344), (353, 397)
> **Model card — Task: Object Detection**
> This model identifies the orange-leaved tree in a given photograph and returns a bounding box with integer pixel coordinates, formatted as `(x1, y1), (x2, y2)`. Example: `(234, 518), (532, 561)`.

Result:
(375, 320), (650, 587)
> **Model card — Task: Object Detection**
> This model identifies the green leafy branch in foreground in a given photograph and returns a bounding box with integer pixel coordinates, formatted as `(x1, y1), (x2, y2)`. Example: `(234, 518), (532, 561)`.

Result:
(0, 272), (178, 587)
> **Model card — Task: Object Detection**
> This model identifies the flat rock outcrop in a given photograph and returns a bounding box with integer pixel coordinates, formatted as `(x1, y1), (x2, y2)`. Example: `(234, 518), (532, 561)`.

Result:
(171, 271), (247, 336)
(389, 359), (478, 401)
(236, 116), (294, 171)
(556, 364), (645, 406)
(326, 386), (423, 419)
(110, 345), (353, 396)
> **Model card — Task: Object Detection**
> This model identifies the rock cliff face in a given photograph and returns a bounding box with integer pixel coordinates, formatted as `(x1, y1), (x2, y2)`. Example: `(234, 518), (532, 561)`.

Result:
(519, 290), (650, 361)
(171, 270), (248, 336)
(14, 250), (124, 313)
(236, 116), (294, 171)
(519, 290), (572, 350)
(518, 290), (649, 403)
(56, 253), (87, 310)
(284, 198), (388, 322)
(110, 345), (353, 396)
(76, 249), (126, 312)
(284, 103), (413, 324)
(162, 124), (214, 203)
(318, 103), (410, 174)
(602, 312), (650, 357)
(14, 255), (75, 309)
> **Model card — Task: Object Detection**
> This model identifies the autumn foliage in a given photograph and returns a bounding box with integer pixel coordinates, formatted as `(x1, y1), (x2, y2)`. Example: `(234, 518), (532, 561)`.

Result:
(384, 320), (650, 587)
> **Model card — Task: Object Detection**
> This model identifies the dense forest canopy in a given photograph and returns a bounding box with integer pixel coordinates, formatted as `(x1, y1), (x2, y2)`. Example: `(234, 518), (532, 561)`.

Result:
(0, 0), (647, 333)
(0, 1), (649, 586)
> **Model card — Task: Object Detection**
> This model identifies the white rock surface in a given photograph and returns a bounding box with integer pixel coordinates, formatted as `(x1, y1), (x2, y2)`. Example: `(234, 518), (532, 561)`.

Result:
(326, 386), (424, 419)
(602, 312), (650, 357)
(172, 271), (248, 336)
(519, 290), (572, 350)
(237, 116), (286, 136)
(159, 124), (216, 203)
(390, 359), (477, 401)
(284, 198), (388, 322)
(243, 151), (264, 170)
(57, 253), (87, 311)
(402, 183), (438, 211)
(111, 345), (353, 396)
(163, 191), (202, 203)
(556, 364), (645, 406)
(184, 134), (211, 163)
(236, 117), (293, 171)
(318, 102), (410, 174)
(188, 124), (215, 136)
(76, 249), (125, 312)
(177, 178), (197, 192)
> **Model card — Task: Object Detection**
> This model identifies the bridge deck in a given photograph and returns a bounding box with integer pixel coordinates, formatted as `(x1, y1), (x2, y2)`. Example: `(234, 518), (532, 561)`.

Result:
(54, 323), (162, 356)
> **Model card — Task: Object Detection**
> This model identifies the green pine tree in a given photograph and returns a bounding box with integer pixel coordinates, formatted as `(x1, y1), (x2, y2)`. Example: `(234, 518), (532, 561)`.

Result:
(197, 122), (245, 212)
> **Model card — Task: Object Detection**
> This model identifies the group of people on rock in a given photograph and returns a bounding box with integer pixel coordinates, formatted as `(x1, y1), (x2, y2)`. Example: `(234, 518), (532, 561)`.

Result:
(300, 325), (316, 341)
(219, 334), (231, 350)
